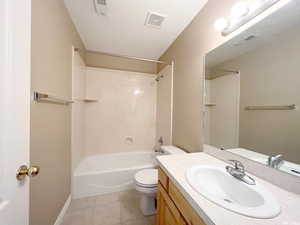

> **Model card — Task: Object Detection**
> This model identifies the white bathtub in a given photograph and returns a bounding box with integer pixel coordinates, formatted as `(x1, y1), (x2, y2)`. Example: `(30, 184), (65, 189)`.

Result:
(72, 152), (158, 198)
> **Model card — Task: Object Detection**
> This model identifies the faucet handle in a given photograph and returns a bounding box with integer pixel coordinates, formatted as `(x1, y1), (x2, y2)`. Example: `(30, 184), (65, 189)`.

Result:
(228, 160), (244, 172)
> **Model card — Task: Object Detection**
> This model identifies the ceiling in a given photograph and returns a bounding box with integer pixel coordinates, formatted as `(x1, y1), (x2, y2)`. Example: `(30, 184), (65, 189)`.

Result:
(64, 0), (208, 60)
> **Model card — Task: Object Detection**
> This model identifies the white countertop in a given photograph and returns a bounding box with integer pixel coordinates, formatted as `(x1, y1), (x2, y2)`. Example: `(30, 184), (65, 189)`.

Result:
(157, 152), (300, 225)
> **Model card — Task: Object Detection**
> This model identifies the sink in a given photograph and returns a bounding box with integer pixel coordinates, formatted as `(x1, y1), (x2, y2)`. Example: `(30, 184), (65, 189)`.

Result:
(186, 165), (281, 218)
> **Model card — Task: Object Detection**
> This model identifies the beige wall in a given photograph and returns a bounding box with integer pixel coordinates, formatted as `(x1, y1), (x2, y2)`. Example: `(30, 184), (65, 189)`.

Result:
(30, 0), (85, 225)
(84, 67), (157, 155)
(86, 51), (157, 74)
(215, 25), (300, 164)
(159, 0), (240, 152)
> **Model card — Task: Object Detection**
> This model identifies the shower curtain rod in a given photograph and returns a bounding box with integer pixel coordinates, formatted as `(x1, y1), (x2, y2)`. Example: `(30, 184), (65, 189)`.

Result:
(74, 48), (170, 65)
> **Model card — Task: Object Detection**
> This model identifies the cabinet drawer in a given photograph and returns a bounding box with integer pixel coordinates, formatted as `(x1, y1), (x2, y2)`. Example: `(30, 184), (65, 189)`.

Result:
(158, 167), (169, 190)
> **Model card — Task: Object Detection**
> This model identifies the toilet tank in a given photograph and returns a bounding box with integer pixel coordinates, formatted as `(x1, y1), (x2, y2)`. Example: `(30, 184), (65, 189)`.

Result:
(160, 145), (186, 155)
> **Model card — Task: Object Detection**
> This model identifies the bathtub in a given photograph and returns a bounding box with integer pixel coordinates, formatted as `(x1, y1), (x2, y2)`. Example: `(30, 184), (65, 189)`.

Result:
(72, 152), (158, 198)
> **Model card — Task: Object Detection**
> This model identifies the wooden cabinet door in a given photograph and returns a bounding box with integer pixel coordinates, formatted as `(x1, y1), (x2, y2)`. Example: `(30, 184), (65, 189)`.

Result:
(156, 186), (165, 225)
(168, 182), (206, 225)
(156, 184), (187, 225)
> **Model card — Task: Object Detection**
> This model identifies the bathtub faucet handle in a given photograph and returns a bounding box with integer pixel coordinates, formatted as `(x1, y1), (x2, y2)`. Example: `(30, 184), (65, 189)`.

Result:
(158, 137), (163, 145)
(154, 137), (164, 153)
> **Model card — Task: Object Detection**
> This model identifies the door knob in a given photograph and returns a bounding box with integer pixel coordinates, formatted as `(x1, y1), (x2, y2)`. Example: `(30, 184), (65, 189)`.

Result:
(16, 165), (40, 181)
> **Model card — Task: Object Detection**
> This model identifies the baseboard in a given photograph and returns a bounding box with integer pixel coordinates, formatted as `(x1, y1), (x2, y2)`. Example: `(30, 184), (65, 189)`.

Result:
(53, 195), (71, 225)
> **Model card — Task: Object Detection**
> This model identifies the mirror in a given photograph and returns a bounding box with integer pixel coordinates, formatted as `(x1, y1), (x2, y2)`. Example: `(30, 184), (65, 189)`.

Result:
(204, 1), (300, 177)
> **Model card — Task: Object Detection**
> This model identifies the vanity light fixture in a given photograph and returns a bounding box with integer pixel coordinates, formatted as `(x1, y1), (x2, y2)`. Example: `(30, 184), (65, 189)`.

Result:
(215, 0), (281, 36)
(214, 18), (230, 32)
(230, 1), (250, 20)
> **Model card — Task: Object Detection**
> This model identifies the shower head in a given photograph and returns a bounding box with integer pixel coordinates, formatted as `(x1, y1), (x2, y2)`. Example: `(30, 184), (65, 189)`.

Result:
(155, 74), (164, 82)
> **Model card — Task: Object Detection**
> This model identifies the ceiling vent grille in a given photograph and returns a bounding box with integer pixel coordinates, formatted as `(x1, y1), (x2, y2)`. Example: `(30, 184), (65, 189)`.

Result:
(97, 0), (106, 5)
(145, 12), (167, 29)
(94, 0), (107, 16)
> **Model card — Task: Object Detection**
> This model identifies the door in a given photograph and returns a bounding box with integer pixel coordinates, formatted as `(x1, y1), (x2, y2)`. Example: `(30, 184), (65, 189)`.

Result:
(0, 0), (32, 224)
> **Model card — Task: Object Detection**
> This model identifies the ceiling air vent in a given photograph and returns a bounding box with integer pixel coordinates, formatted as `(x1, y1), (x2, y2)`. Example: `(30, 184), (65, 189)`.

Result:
(145, 12), (167, 29)
(94, 0), (107, 16)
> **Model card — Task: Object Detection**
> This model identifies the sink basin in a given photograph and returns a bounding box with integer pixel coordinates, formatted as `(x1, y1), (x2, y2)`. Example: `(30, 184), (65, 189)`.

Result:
(186, 165), (281, 218)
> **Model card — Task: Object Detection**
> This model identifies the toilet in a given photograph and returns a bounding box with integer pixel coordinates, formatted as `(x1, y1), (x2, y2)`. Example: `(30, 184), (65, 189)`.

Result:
(134, 146), (186, 216)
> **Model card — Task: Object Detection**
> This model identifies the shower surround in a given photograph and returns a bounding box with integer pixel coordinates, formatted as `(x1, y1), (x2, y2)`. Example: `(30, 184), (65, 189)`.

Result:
(71, 53), (174, 197)
(84, 67), (157, 156)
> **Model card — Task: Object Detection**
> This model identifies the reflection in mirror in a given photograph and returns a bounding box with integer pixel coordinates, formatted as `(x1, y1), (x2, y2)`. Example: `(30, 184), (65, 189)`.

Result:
(204, 1), (300, 177)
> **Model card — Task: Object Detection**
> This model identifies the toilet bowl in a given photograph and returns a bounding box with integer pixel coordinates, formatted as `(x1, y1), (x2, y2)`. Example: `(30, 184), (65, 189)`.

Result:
(135, 169), (158, 216)
(134, 146), (186, 215)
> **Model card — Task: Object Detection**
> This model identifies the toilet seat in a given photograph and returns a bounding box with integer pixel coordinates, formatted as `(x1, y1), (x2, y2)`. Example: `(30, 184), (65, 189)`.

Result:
(134, 169), (158, 188)
(136, 181), (157, 188)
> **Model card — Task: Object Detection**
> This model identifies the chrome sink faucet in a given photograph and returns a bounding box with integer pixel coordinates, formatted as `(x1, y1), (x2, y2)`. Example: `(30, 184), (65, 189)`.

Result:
(226, 160), (256, 185)
(268, 154), (283, 169)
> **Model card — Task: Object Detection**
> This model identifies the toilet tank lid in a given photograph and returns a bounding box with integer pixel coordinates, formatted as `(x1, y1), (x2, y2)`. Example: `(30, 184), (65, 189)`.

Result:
(160, 145), (186, 154)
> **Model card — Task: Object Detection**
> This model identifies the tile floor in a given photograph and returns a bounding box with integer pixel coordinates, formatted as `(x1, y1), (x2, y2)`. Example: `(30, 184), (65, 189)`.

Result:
(62, 190), (155, 225)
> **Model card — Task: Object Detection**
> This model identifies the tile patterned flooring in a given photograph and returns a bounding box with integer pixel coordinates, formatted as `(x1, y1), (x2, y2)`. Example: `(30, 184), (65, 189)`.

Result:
(62, 190), (155, 225)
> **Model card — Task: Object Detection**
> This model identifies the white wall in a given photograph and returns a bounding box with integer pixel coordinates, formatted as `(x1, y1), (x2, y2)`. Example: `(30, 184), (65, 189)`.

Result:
(71, 51), (86, 171)
(156, 65), (173, 145)
(84, 67), (157, 156)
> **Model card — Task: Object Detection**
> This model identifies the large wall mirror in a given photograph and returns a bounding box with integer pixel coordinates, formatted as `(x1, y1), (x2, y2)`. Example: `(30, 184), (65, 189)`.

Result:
(204, 1), (300, 178)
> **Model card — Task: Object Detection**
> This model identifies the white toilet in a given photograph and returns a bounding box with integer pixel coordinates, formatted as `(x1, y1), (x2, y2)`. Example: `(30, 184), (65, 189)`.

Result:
(134, 146), (186, 216)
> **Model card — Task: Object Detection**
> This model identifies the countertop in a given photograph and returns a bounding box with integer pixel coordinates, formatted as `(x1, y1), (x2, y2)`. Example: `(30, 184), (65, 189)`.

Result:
(156, 152), (300, 225)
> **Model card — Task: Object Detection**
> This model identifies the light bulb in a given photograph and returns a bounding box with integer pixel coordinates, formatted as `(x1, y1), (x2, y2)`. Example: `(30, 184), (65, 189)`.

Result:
(214, 18), (230, 32)
(248, 0), (265, 12)
(134, 89), (144, 95)
(231, 1), (250, 19)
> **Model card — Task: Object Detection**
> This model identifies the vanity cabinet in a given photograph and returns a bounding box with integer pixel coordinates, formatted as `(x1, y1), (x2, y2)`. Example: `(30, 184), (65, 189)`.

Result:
(156, 168), (206, 225)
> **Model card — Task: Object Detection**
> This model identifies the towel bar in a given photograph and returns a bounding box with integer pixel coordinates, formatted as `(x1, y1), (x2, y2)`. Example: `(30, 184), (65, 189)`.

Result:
(33, 92), (74, 105)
